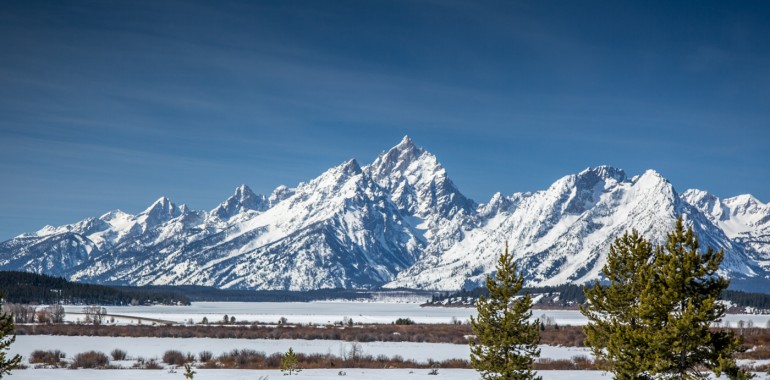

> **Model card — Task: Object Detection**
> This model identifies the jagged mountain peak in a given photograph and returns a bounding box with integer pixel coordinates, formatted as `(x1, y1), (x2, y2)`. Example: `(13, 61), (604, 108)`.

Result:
(682, 188), (716, 202)
(548, 166), (621, 197)
(368, 136), (430, 180)
(626, 169), (674, 195)
(394, 135), (421, 155)
(2, 143), (768, 292)
(682, 189), (724, 218)
(679, 188), (770, 268)
(32, 225), (58, 236)
(682, 190), (766, 212)
(548, 165), (629, 200)
(138, 197), (182, 231)
(340, 158), (362, 175)
(99, 209), (130, 220)
(578, 165), (627, 183)
(142, 197), (179, 218)
(725, 194), (763, 208)
(234, 184), (255, 197)
(638, 168), (666, 181)
(211, 184), (266, 220)
(276, 159), (372, 211)
(365, 137), (474, 219)
(387, 166), (759, 290)
(143, 196), (170, 212)
(399, 134), (415, 146)
(478, 191), (522, 217)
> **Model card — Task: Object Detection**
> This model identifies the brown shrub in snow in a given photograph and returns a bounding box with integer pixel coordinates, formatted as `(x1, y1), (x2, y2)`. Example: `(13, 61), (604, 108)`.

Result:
(70, 351), (110, 369)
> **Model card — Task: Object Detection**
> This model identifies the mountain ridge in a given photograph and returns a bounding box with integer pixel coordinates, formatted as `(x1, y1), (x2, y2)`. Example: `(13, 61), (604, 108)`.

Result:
(1, 137), (768, 291)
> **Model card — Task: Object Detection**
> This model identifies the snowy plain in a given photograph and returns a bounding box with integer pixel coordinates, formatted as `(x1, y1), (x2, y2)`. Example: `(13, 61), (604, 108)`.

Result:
(2, 368), (617, 380)
(12, 301), (769, 379)
(63, 301), (770, 327)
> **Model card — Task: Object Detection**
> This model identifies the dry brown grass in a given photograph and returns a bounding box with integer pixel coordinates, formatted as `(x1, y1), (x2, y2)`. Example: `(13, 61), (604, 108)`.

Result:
(17, 322), (595, 346)
(535, 355), (597, 370)
(16, 323), (475, 344)
(131, 357), (163, 369)
(162, 350), (190, 366)
(70, 351), (111, 369)
(199, 348), (594, 370)
(28, 350), (66, 367)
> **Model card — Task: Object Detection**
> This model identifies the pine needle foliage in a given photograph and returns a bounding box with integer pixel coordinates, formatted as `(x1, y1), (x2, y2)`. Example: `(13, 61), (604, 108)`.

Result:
(281, 347), (301, 375)
(182, 363), (196, 379)
(470, 243), (541, 380)
(581, 230), (655, 380)
(642, 217), (750, 380)
(0, 291), (21, 378)
(582, 218), (752, 380)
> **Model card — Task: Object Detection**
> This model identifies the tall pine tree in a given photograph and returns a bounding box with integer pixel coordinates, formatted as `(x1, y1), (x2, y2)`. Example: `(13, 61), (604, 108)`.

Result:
(581, 230), (655, 380)
(641, 217), (749, 380)
(470, 243), (541, 380)
(0, 291), (21, 378)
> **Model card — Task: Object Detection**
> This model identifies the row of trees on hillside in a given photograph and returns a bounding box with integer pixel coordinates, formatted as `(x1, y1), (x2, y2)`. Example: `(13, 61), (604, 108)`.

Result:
(470, 217), (752, 380)
(0, 271), (190, 305)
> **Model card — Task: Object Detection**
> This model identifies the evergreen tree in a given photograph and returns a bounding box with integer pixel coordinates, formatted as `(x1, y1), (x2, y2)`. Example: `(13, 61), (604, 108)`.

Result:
(641, 217), (750, 380)
(581, 230), (655, 380)
(182, 363), (196, 379)
(281, 347), (301, 375)
(470, 243), (541, 380)
(0, 291), (21, 378)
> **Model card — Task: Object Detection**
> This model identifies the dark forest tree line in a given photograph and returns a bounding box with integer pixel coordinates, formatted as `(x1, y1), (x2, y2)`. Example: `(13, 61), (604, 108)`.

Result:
(432, 277), (770, 311)
(0, 271), (189, 305)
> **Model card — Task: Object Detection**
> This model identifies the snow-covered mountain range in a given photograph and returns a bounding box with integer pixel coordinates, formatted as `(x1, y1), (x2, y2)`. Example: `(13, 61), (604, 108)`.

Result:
(1, 136), (769, 291)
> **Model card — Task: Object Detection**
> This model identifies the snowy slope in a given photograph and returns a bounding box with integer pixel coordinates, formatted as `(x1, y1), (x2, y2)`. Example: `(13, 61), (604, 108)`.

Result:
(365, 136), (475, 221)
(147, 159), (424, 290)
(7, 160), (424, 290)
(387, 167), (761, 289)
(0, 137), (768, 290)
(683, 189), (770, 267)
(210, 184), (268, 220)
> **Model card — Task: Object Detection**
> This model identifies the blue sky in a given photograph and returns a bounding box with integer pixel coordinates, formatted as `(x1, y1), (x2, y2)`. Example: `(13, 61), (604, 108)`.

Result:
(1, 0), (769, 240)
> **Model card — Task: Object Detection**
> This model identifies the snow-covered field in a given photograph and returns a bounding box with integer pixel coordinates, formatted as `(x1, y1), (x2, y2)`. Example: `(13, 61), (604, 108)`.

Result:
(66, 301), (477, 325)
(1, 368), (614, 380)
(9, 334), (596, 379)
(12, 302), (767, 379)
(9, 335), (592, 363)
(63, 302), (770, 326)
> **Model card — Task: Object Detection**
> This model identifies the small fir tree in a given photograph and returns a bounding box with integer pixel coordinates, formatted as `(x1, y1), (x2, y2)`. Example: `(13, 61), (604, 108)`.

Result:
(183, 363), (196, 379)
(470, 243), (541, 380)
(0, 291), (21, 378)
(581, 230), (655, 380)
(641, 217), (750, 380)
(281, 347), (301, 375)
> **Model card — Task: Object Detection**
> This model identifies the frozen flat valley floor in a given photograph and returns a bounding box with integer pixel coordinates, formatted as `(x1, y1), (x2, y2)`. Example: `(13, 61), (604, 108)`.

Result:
(12, 302), (769, 379)
(62, 301), (770, 326)
(3, 368), (606, 380)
